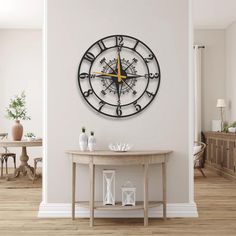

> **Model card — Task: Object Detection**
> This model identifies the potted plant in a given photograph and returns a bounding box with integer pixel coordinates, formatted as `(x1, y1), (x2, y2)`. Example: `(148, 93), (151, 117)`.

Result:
(25, 132), (36, 141)
(6, 91), (31, 141)
(224, 121), (236, 133)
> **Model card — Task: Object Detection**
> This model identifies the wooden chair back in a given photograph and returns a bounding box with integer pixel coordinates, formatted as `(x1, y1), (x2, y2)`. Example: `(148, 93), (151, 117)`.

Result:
(194, 141), (206, 163)
(0, 133), (9, 153)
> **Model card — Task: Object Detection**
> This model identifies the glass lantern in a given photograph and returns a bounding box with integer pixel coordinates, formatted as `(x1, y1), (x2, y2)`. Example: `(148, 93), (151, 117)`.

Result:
(103, 170), (115, 205)
(121, 181), (136, 206)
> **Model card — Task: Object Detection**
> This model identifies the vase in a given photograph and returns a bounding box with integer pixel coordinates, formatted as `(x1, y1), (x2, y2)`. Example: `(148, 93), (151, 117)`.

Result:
(79, 131), (88, 151)
(12, 120), (23, 141)
(228, 127), (236, 133)
(88, 134), (96, 151)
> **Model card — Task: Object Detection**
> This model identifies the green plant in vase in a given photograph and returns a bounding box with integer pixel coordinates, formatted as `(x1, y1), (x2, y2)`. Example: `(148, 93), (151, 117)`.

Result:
(25, 132), (36, 141)
(6, 91), (31, 141)
(224, 121), (236, 133)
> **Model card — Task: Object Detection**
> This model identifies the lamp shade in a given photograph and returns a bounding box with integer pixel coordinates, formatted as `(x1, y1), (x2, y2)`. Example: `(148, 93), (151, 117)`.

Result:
(216, 99), (226, 108)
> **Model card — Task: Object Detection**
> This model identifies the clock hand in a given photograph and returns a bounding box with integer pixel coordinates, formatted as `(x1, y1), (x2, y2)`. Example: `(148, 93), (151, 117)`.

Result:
(117, 52), (122, 82)
(125, 74), (144, 79)
(126, 73), (145, 77)
(94, 74), (113, 80)
(115, 80), (121, 102)
(93, 71), (126, 79)
(114, 55), (122, 101)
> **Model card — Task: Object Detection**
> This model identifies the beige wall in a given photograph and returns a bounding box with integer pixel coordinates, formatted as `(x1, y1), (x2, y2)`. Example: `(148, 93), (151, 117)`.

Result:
(194, 30), (226, 131)
(0, 29), (43, 166)
(226, 21), (236, 122)
(195, 27), (236, 129)
(44, 0), (193, 211)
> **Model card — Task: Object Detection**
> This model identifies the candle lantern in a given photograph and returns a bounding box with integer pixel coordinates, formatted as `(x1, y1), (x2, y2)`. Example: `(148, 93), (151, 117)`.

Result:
(121, 181), (136, 206)
(103, 170), (115, 205)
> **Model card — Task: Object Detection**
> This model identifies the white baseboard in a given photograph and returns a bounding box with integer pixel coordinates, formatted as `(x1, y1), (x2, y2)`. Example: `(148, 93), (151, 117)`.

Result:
(38, 202), (198, 218)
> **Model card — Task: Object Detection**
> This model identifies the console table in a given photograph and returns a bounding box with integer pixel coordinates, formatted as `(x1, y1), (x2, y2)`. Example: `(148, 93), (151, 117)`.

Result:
(67, 150), (172, 227)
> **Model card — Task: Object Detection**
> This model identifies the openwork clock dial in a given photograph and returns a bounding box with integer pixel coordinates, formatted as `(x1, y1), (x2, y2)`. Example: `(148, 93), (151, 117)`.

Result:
(78, 35), (161, 118)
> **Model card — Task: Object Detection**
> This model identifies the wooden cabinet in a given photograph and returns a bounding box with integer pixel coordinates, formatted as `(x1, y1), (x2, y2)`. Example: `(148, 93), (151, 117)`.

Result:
(203, 132), (236, 179)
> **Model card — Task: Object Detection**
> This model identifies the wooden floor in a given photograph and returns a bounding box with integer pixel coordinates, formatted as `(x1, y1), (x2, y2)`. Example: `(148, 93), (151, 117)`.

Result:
(0, 169), (236, 236)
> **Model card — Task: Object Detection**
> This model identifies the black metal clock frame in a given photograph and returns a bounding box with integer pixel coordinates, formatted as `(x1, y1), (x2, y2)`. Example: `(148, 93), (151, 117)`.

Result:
(78, 34), (161, 118)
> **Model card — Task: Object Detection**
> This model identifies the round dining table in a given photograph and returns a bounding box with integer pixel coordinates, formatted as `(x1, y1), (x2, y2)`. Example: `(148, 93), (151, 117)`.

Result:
(0, 139), (42, 180)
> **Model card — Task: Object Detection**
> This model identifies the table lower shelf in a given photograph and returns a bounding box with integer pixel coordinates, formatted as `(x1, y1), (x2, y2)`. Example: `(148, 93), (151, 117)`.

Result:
(75, 201), (163, 211)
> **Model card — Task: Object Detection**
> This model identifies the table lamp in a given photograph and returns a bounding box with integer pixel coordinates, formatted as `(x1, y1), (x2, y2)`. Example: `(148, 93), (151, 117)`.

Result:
(216, 99), (226, 132)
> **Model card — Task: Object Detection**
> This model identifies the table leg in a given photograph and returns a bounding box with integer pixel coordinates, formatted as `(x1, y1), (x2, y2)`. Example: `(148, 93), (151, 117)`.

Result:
(89, 162), (95, 227)
(0, 159), (3, 178)
(143, 163), (149, 227)
(162, 162), (167, 220)
(72, 162), (76, 220)
(11, 146), (35, 180)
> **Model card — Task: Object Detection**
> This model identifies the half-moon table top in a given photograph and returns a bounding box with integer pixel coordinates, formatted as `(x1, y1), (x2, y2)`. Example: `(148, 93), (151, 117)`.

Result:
(0, 139), (43, 147)
(67, 150), (172, 156)
(67, 150), (173, 165)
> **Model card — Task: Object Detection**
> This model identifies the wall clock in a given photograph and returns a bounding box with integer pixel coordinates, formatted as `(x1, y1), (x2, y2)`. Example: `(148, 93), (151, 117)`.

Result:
(78, 35), (161, 118)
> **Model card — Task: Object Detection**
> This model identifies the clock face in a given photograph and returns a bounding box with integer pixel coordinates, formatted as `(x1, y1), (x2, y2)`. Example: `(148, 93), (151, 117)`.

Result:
(78, 35), (161, 118)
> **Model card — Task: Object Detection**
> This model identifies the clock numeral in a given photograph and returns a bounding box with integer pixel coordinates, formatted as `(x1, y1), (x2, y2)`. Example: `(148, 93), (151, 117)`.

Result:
(116, 105), (122, 117)
(116, 36), (124, 51)
(97, 40), (106, 52)
(98, 101), (105, 111)
(83, 89), (93, 97)
(84, 52), (95, 63)
(133, 101), (141, 111)
(144, 54), (154, 63)
(79, 73), (89, 79)
(133, 40), (139, 51)
(145, 73), (160, 79)
(116, 36), (124, 46)
(146, 91), (155, 98)
(79, 73), (96, 79)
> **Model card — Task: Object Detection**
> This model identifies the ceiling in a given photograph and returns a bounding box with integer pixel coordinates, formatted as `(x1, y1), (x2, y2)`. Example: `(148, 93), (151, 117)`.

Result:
(0, 0), (43, 29)
(193, 0), (236, 29)
(0, 0), (236, 29)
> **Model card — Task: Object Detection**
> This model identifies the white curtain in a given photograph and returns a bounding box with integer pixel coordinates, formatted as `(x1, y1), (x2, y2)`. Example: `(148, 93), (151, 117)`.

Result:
(194, 46), (202, 141)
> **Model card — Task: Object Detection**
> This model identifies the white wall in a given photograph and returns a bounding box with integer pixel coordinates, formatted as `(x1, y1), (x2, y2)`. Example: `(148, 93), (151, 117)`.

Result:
(42, 0), (195, 217)
(0, 29), (43, 166)
(194, 30), (226, 131)
(226, 21), (236, 122)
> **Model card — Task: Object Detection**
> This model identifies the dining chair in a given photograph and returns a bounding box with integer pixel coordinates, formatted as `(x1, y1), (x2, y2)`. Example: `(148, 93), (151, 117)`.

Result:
(194, 141), (206, 177)
(0, 133), (16, 178)
(32, 157), (42, 183)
